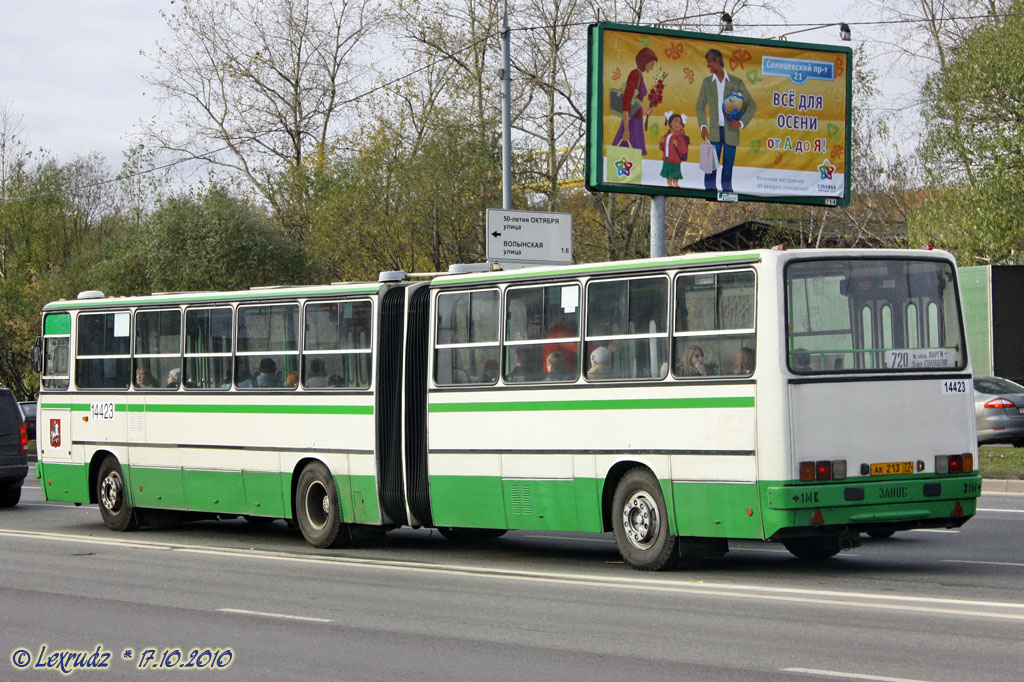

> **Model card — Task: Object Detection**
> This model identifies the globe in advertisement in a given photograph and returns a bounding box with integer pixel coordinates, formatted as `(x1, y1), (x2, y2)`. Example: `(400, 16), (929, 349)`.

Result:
(722, 92), (745, 122)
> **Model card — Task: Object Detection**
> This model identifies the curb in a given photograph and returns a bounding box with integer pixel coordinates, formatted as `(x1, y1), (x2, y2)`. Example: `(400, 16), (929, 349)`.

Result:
(982, 479), (1024, 493)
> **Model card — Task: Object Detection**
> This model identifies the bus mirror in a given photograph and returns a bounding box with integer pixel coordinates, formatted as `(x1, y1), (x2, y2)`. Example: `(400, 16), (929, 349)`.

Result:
(31, 337), (42, 373)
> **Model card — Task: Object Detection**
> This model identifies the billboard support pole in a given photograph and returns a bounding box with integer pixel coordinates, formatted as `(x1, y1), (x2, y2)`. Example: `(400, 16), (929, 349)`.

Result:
(501, 0), (512, 210)
(651, 195), (666, 258)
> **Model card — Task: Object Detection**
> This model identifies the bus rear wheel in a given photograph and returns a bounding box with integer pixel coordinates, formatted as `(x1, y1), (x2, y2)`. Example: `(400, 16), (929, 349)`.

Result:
(782, 535), (842, 560)
(295, 462), (351, 549)
(97, 457), (138, 531)
(611, 467), (680, 571)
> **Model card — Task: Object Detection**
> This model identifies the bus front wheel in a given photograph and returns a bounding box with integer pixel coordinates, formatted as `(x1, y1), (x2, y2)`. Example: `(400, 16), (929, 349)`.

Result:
(97, 457), (138, 531)
(611, 467), (680, 571)
(782, 535), (842, 560)
(295, 462), (351, 549)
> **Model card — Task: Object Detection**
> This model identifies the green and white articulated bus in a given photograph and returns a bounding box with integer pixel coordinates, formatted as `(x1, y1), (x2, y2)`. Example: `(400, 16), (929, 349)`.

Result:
(33, 248), (982, 570)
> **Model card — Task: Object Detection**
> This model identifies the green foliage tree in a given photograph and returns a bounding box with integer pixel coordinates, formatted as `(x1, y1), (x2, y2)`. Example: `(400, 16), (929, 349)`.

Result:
(141, 185), (306, 292)
(309, 112), (503, 280)
(909, 5), (1024, 263)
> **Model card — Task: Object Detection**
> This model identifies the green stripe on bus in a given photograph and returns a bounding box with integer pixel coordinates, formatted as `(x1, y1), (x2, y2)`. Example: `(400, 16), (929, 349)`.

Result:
(429, 396), (754, 413)
(42, 284), (381, 310)
(433, 252), (759, 285)
(41, 402), (373, 415)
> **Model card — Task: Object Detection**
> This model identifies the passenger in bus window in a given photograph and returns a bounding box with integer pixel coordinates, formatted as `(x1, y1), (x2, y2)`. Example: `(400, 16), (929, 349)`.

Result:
(793, 348), (811, 371)
(587, 346), (616, 380)
(544, 350), (572, 381)
(481, 358), (499, 383)
(452, 368), (469, 384)
(285, 370), (299, 388)
(732, 347), (754, 375)
(135, 366), (157, 388)
(166, 368), (181, 388)
(506, 348), (540, 382)
(306, 358), (329, 387)
(257, 357), (283, 387)
(680, 345), (708, 376)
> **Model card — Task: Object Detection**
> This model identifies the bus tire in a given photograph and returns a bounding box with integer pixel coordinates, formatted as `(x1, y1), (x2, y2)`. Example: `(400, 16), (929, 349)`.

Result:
(295, 462), (351, 549)
(611, 467), (679, 571)
(437, 527), (507, 543)
(97, 457), (138, 531)
(782, 535), (841, 560)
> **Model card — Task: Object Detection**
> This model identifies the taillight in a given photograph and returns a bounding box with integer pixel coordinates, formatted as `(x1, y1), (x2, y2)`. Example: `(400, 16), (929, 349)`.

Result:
(20, 422), (28, 456)
(799, 461), (815, 481)
(799, 460), (847, 481)
(984, 398), (1014, 409)
(935, 453), (972, 474)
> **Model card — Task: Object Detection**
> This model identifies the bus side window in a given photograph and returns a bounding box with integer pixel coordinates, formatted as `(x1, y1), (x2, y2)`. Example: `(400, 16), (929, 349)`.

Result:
(135, 309), (182, 390)
(674, 270), (755, 378)
(585, 276), (668, 381)
(75, 311), (131, 390)
(42, 313), (71, 390)
(434, 290), (499, 385)
(303, 299), (373, 389)
(504, 283), (580, 383)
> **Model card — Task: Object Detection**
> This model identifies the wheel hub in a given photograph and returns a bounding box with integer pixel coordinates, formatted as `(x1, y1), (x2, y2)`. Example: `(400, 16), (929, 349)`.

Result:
(622, 491), (659, 550)
(99, 471), (122, 512)
(304, 480), (330, 531)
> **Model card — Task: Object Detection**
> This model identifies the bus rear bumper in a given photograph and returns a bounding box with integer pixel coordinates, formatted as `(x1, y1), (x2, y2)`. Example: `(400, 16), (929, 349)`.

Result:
(763, 474), (981, 538)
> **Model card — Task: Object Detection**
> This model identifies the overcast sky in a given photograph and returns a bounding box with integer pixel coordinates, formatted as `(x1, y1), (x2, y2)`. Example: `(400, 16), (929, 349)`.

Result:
(0, 1), (900, 168)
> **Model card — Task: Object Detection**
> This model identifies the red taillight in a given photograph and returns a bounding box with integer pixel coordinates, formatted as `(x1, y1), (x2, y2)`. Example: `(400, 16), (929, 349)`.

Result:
(20, 422), (28, 456)
(816, 460), (832, 480)
(948, 454), (963, 474)
(984, 398), (1014, 409)
(799, 461), (815, 481)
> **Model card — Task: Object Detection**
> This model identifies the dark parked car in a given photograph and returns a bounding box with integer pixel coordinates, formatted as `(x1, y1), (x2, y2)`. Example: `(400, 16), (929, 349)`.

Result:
(0, 388), (28, 507)
(974, 376), (1024, 447)
(19, 400), (36, 441)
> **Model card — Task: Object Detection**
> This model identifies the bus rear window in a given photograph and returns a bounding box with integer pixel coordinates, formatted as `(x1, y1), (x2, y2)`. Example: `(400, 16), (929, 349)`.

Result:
(785, 259), (965, 373)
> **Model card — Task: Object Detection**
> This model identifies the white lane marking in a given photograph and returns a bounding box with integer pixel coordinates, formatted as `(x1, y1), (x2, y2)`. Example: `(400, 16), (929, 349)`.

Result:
(731, 546), (795, 554)
(218, 608), (331, 623)
(16, 502), (81, 508)
(4, 528), (1024, 622)
(942, 559), (1024, 568)
(522, 535), (613, 544)
(783, 667), (932, 682)
(978, 508), (1024, 513)
(908, 529), (959, 533)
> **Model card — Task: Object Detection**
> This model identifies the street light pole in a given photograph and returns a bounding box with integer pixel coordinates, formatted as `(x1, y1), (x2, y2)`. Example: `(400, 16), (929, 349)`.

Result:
(501, 0), (512, 210)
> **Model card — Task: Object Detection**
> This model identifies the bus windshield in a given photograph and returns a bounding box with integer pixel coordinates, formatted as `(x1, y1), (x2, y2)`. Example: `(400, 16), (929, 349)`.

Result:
(785, 258), (965, 373)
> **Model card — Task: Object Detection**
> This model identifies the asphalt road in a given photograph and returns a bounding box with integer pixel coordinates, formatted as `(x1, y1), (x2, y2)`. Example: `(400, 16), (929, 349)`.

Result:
(2, 483), (1023, 681)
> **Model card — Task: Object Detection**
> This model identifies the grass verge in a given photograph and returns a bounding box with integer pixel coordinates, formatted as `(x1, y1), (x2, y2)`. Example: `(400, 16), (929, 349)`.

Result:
(979, 447), (1024, 480)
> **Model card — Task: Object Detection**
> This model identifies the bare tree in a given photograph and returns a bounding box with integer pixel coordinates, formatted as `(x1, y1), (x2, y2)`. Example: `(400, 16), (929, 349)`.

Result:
(144, 0), (377, 239)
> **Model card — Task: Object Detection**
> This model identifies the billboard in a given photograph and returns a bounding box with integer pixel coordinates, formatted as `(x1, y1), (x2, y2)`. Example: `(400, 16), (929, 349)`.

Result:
(585, 22), (852, 205)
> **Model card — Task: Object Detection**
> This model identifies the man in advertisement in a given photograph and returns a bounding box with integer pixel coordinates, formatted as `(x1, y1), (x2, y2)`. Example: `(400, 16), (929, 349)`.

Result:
(695, 48), (756, 193)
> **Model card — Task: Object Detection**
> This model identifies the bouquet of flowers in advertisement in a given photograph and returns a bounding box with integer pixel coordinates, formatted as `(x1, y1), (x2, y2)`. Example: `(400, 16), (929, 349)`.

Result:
(645, 66), (668, 130)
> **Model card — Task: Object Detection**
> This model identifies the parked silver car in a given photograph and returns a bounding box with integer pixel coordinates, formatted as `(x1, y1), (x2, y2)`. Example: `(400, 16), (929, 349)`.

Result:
(974, 376), (1024, 447)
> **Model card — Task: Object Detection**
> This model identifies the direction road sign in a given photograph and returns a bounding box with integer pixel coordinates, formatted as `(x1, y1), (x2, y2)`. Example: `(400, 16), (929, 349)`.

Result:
(486, 209), (572, 265)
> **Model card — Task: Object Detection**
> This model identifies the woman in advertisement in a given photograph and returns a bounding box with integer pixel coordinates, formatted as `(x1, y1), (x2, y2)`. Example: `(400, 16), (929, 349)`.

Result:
(611, 47), (658, 154)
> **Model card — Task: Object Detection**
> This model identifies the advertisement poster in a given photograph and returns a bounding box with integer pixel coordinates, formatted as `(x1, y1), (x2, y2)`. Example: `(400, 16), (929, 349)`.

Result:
(586, 23), (852, 205)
